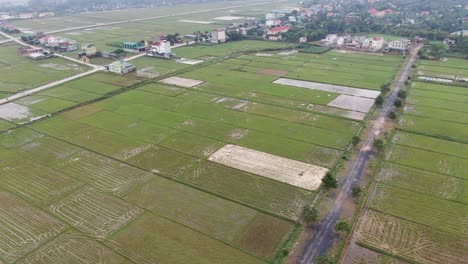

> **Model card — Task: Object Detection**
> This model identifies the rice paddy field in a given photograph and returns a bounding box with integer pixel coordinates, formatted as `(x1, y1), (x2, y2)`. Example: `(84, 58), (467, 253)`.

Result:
(0, 38), (404, 262)
(0, 0), (416, 261)
(347, 60), (468, 264)
(0, 42), (89, 96)
(416, 57), (468, 83)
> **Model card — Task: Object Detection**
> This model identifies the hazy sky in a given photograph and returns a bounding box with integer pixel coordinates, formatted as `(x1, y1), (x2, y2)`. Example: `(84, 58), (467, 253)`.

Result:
(0, 0), (28, 5)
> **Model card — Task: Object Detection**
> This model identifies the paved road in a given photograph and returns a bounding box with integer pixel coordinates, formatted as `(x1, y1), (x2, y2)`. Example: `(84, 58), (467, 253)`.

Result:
(297, 46), (421, 264)
(44, 1), (286, 34)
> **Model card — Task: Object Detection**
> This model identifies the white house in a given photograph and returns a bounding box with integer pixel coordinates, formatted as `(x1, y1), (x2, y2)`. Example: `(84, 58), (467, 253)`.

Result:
(211, 29), (226, 44)
(108, 60), (136, 75)
(266, 19), (282, 27)
(322, 34), (338, 46)
(363, 37), (384, 51)
(336, 37), (345, 47)
(267, 25), (289, 41)
(388, 39), (410, 51)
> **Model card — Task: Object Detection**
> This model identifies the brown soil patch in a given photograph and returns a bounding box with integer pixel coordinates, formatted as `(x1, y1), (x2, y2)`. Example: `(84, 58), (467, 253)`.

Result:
(256, 69), (288, 77)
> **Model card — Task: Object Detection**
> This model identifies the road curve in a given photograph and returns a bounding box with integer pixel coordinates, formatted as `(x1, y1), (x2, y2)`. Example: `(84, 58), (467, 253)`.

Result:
(297, 46), (421, 264)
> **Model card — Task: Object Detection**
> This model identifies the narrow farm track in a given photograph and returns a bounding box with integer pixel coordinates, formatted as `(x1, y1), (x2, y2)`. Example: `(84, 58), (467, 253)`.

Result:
(297, 46), (422, 264)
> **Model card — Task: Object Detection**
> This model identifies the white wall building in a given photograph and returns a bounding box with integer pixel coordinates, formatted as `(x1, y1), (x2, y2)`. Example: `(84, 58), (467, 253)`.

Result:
(211, 29), (226, 44)
(388, 39), (410, 51)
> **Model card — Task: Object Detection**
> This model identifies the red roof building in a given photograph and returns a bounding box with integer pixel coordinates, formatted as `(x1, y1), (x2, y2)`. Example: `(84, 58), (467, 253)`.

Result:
(267, 25), (289, 41)
(368, 8), (378, 15)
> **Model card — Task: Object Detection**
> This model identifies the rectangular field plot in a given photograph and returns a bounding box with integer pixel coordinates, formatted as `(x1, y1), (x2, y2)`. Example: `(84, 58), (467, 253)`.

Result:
(273, 78), (380, 98)
(368, 184), (468, 236)
(49, 187), (143, 238)
(393, 131), (468, 158)
(377, 162), (468, 204)
(399, 115), (468, 142)
(124, 176), (294, 260)
(386, 144), (467, 179)
(51, 150), (154, 195)
(160, 76), (204, 87)
(327, 94), (375, 113)
(17, 231), (125, 264)
(0, 191), (66, 263)
(106, 212), (265, 264)
(209, 145), (328, 191)
(0, 159), (83, 206)
(355, 210), (468, 264)
(178, 161), (314, 220)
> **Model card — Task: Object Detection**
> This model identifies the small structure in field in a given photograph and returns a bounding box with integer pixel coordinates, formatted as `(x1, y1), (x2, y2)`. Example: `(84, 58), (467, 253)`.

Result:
(211, 29), (226, 44)
(147, 39), (174, 58)
(107, 60), (136, 75)
(17, 47), (43, 56)
(267, 25), (289, 41)
(81, 44), (96, 56)
(123, 41), (147, 53)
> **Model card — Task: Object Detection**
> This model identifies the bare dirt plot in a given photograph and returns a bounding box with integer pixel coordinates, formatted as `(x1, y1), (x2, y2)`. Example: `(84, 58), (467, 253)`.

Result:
(0, 191), (66, 263)
(273, 78), (381, 98)
(256, 68), (288, 76)
(214, 16), (244, 20)
(160, 76), (204, 88)
(17, 231), (125, 264)
(327, 94), (375, 113)
(49, 187), (143, 238)
(209, 144), (328, 191)
(0, 103), (47, 123)
(176, 58), (204, 65)
(255, 53), (273, 57)
(179, 20), (213, 24)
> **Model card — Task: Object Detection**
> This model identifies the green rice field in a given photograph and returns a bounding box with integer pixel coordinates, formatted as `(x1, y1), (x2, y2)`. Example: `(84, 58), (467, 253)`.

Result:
(350, 59), (468, 264)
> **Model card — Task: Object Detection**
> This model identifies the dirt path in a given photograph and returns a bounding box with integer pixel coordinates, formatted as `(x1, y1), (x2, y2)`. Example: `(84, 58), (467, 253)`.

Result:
(297, 46), (421, 264)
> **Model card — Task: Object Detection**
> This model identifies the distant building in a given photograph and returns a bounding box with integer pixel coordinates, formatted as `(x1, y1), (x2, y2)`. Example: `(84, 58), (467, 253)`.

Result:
(266, 19), (282, 27)
(299, 36), (308, 43)
(147, 40), (173, 58)
(321, 34), (339, 46)
(450, 30), (468, 37)
(58, 42), (77, 52)
(267, 25), (289, 41)
(38, 12), (55, 18)
(123, 42), (146, 53)
(443, 38), (456, 46)
(362, 37), (384, 51)
(17, 47), (43, 56)
(18, 13), (34, 19)
(108, 60), (136, 74)
(211, 30), (226, 43)
(387, 39), (410, 51)
(81, 44), (97, 56)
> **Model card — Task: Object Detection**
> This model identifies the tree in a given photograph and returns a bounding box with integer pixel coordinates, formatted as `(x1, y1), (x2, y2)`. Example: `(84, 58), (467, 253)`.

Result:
(380, 83), (390, 94)
(428, 42), (448, 59)
(394, 99), (402, 108)
(334, 220), (351, 233)
(300, 206), (319, 225)
(316, 255), (336, 264)
(351, 186), (362, 199)
(397, 90), (407, 99)
(373, 139), (385, 154)
(322, 172), (338, 189)
(388, 111), (397, 119)
(375, 95), (384, 106)
(351, 136), (361, 146)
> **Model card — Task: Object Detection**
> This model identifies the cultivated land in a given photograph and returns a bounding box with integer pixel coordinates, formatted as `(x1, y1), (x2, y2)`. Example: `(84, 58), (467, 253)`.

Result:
(0, 1), (414, 262)
(346, 59), (468, 264)
(0, 43), (89, 96)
